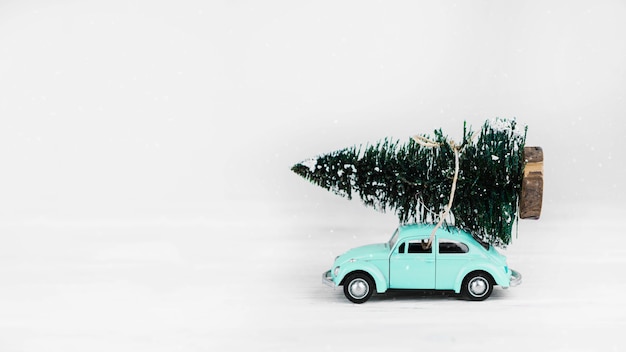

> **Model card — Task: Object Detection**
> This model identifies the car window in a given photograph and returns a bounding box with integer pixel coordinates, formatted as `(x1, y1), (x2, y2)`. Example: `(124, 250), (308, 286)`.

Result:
(397, 240), (433, 254)
(407, 240), (432, 254)
(439, 240), (469, 254)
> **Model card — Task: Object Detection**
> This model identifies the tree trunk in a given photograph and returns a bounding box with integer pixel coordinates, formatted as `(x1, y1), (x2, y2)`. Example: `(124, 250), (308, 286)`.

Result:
(519, 146), (543, 219)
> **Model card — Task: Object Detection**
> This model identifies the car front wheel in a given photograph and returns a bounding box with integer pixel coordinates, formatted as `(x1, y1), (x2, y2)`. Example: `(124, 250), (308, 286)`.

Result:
(343, 272), (374, 304)
(462, 272), (493, 301)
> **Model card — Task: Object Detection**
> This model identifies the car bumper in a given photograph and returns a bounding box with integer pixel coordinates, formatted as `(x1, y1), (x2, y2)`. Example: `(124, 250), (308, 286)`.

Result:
(322, 270), (336, 288)
(510, 269), (522, 287)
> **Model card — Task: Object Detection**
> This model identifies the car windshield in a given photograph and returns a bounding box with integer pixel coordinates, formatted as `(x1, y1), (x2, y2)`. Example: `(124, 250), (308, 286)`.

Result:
(387, 229), (399, 250)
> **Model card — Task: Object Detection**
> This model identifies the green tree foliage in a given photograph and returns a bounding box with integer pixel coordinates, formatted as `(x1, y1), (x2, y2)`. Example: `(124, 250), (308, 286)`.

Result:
(291, 118), (527, 247)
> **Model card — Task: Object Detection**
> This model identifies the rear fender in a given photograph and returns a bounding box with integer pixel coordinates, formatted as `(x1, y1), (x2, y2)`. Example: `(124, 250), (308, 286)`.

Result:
(453, 264), (510, 293)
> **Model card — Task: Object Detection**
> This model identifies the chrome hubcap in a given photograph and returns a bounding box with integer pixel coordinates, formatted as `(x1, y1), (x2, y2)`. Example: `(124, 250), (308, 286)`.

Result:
(348, 278), (369, 299)
(468, 277), (488, 297)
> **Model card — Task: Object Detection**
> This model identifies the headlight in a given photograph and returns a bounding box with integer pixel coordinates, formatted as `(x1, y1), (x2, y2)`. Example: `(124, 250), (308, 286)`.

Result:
(334, 266), (340, 276)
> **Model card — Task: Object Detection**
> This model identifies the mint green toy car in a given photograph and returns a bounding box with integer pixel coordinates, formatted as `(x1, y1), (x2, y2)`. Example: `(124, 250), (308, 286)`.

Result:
(323, 224), (521, 303)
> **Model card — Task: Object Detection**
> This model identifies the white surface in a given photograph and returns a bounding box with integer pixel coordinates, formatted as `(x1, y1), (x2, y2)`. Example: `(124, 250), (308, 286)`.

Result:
(1, 1), (625, 351)
(1, 202), (625, 351)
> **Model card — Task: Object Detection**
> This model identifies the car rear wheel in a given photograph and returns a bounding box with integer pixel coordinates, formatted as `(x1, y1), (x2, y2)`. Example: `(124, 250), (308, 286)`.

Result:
(462, 272), (493, 301)
(343, 273), (374, 304)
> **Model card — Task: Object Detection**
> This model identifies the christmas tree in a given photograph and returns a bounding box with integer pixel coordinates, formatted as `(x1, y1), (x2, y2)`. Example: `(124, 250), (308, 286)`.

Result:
(291, 118), (532, 248)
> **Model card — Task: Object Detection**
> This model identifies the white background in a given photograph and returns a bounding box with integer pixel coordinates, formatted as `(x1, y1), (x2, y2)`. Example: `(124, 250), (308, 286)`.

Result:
(1, 1), (625, 351)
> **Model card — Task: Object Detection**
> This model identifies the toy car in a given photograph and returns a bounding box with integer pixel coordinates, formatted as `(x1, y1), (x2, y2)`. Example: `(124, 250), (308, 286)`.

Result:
(323, 224), (521, 303)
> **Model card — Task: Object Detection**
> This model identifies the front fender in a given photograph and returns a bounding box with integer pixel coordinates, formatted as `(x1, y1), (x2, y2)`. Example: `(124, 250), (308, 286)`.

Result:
(337, 262), (388, 294)
(453, 264), (510, 293)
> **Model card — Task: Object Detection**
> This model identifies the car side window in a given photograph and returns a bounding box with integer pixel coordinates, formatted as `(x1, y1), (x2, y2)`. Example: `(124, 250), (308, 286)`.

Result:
(439, 240), (469, 254)
(397, 240), (433, 254)
(407, 240), (432, 254)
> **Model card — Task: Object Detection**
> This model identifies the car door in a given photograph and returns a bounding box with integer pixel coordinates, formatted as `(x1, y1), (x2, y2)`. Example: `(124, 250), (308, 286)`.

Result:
(435, 238), (470, 290)
(389, 237), (436, 289)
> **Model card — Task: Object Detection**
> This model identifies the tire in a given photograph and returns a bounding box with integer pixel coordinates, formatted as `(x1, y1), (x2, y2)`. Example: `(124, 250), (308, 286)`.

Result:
(343, 272), (374, 304)
(462, 272), (493, 301)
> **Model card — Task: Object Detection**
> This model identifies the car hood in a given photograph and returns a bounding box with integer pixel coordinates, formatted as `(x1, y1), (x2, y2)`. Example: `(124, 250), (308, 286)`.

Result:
(336, 243), (389, 264)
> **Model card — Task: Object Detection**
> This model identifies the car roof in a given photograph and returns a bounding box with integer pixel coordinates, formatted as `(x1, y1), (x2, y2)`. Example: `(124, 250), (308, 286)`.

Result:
(397, 223), (475, 242)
